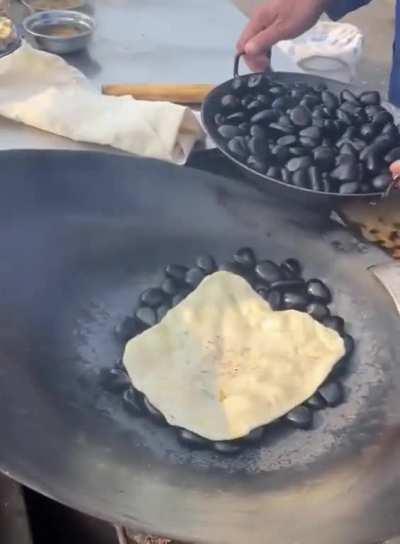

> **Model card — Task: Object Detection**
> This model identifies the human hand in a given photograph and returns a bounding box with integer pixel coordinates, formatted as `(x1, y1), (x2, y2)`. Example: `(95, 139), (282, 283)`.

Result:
(237, 0), (328, 72)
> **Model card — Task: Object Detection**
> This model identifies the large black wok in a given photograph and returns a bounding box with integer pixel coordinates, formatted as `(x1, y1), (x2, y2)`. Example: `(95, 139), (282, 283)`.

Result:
(0, 150), (400, 544)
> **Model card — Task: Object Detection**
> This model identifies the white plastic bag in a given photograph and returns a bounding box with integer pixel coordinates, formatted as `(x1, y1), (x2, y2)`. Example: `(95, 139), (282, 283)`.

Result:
(271, 22), (363, 83)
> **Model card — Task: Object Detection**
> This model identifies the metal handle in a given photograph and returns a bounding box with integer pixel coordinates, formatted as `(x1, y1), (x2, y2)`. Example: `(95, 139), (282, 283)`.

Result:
(233, 51), (272, 78)
(369, 262), (400, 315)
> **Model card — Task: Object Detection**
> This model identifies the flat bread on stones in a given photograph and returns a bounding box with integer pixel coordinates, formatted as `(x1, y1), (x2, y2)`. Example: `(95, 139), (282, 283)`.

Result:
(123, 272), (345, 440)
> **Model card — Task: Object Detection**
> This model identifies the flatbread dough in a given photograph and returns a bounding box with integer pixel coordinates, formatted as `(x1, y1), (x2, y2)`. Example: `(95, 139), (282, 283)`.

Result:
(123, 272), (345, 440)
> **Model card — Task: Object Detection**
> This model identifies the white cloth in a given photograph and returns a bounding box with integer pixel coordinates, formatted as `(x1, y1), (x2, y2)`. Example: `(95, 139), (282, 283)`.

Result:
(0, 42), (205, 163)
(272, 22), (363, 83)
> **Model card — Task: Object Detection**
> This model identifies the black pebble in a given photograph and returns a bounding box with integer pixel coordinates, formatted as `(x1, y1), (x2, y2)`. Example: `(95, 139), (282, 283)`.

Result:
(172, 289), (190, 307)
(241, 95), (254, 107)
(269, 121), (296, 135)
(306, 279), (332, 303)
(337, 108), (353, 124)
(231, 77), (245, 93)
(244, 427), (265, 443)
(217, 125), (244, 139)
(286, 406), (313, 429)
(306, 393), (326, 410)
(292, 168), (309, 188)
(266, 166), (282, 180)
(318, 381), (344, 407)
(221, 94), (240, 109)
(339, 181), (360, 194)
(299, 136), (318, 149)
(281, 258), (302, 278)
(322, 315), (345, 335)
(135, 307), (157, 328)
(270, 279), (305, 291)
(339, 143), (358, 159)
(286, 156), (312, 172)
(227, 136), (248, 160)
(339, 101), (360, 116)
(248, 74), (264, 89)
(330, 161), (358, 183)
(322, 90), (339, 110)
(256, 94), (270, 106)
(256, 287), (269, 301)
(371, 174), (392, 191)
(161, 278), (180, 296)
(281, 167), (291, 184)
(277, 134), (297, 147)
(366, 154), (385, 176)
(246, 99), (262, 111)
(269, 84), (286, 95)
(373, 110), (394, 127)
(122, 388), (143, 416)
(385, 146), (400, 163)
(340, 89), (359, 104)
(142, 397), (165, 423)
(226, 112), (247, 124)
(308, 165), (323, 192)
(213, 441), (243, 454)
(250, 124), (267, 138)
(214, 113), (225, 125)
(196, 254), (216, 274)
(234, 247), (256, 269)
(289, 146), (308, 157)
(255, 260), (283, 283)
(283, 291), (308, 311)
(219, 261), (244, 275)
(101, 367), (131, 393)
(301, 93), (321, 109)
(360, 90), (380, 106)
(140, 288), (165, 308)
(177, 429), (209, 448)
(156, 304), (170, 321)
(300, 125), (322, 141)
(165, 264), (188, 281)
(307, 302), (330, 321)
(290, 106), (312, 127)
(247, 155), (267, 173)
(114, 316), (138, 343)
(266, 289), (283, 310)
(251, 109), (277, 124)
(359, 123), (377, 142)
(248, 135), (268, 158)
(272, 96), (291, 111)
(343, 334), (355, 357)
(271, 145), (291, 163)
(185, 267), (205, 288)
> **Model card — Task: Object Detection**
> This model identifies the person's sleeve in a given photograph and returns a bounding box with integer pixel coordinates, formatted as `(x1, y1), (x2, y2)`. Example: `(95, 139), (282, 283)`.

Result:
(325, 0), (373, 20)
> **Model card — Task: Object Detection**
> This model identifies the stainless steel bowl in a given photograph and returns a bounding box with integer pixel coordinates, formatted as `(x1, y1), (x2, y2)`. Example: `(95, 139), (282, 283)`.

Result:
(23, 10), (94, 54)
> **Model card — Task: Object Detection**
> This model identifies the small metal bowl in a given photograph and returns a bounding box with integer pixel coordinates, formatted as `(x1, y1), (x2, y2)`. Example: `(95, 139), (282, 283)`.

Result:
(23, 10), (94, 54)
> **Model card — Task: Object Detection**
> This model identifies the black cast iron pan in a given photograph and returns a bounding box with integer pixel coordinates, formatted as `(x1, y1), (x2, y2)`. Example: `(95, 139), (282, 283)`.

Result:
(201, 54), (396, 209)
(1, 150), (400, 544)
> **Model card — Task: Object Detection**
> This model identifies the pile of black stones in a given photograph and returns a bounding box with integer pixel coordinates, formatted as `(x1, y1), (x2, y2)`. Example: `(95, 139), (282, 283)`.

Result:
(103, 248), (354, 454)
(212, 75), (400, 195)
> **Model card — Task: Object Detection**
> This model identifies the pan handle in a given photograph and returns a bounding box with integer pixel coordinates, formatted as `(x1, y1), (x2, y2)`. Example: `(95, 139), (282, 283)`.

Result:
(369, 262), (400, 315)
(233, 51), (273, 78)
